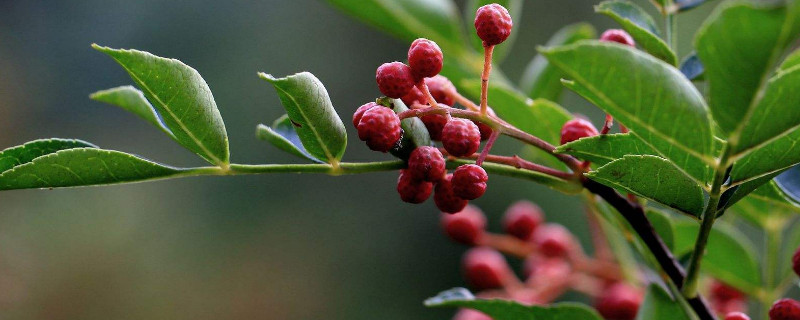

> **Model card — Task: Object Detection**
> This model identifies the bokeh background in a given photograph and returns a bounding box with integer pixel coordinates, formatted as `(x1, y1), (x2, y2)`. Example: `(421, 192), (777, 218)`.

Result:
(0, 1), (716, 319)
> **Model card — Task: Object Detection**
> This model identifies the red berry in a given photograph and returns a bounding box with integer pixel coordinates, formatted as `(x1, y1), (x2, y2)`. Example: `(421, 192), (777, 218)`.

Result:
(401, 86), (426, 106)
(376, 62), (416, 98)
(440, 205), (487, 245)
(435, 174), (469, 214)
(442, 118), (481, 157)
(408, 38), (443, 80)
(710, 280), (744, 302)
(353, 102), (378, 127)
(600, 29), (635, 47)
(462, 247), (511, 290)
(422, 113), (449, 141)
(425, 75), (456, 106)
(357, 106), (402, 152)
(595, 283), (643, 320)
(724, 312), (750, 320)
(792, 245), (800, 277)
(533, 224), (574, 257)
(560, 118), (599, 145)
(452, 164), (488, 200)
(769, 298), (800, 320)
(397, 170), (433, 204)
(453, 309), (492, 320)
(474, 4), (513, 47)
(503, 200), (544, 241)
(408, 146), (446, 182)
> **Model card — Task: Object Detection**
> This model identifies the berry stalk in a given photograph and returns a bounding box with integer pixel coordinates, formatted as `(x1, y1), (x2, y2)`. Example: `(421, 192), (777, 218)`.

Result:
(480, 45), (494, 115)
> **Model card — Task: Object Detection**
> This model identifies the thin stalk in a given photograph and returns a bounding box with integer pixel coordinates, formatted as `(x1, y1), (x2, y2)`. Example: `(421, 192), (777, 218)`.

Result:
(682, 145), (731, 298)
(397, 106), (584, 172)
(480, 45), (494, 115)
(476, 130), (500, 166)
(665, 1), (678, 53)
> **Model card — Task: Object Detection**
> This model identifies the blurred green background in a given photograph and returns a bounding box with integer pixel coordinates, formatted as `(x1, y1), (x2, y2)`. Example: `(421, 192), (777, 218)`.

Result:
(0, 1), (715, 319)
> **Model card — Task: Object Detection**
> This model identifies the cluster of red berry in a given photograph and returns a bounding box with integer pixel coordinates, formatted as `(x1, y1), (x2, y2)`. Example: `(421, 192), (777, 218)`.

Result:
(353, 4), (515, 213)
(440, 202), (643, 320)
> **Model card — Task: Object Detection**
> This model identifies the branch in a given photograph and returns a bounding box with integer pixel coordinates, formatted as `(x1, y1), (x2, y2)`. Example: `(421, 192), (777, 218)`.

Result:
(583, 179), (717, 320)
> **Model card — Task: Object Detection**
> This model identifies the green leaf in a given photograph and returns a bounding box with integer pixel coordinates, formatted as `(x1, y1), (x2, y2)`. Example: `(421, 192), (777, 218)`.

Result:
(378, 97), (431, 160)
(256, 115), (323, 163)
(322, 0), (465, 55)
(425, 288), (603, 320)
(556, 133), (658, 166)
(520, 23), (596, 100)
(0, 139), (98, 173)
(542, 41), (713, 183)
(0, 148), (183, 191)
(731, 181), (799, 227)
(92, 44), (230, 166)
(636, 285), (694, 320)
(466, 0), (522, 63)
(695, 1), (800, 136)
(780, 47), (800, 71)
(646, 209), (676, 250)
(595, 1), (677, 65)
(586, 155), (706, 215)
(90, 86), (174, 137)
(260, 72), (347, 165)
(671, 219), (761, 294)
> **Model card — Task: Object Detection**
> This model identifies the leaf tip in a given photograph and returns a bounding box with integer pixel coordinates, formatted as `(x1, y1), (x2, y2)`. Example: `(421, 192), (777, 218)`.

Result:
(423, 287), (475, 307)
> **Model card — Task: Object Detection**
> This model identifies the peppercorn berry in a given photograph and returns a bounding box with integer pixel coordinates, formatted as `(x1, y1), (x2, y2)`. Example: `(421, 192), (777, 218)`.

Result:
(769, 298), (800, 320)
(376, 61), (416, 98)
(408, 38), (443, 80)
(462, 247), (512, 290)
(452, 164), (488, 200)
(600, 29), (636, 47)
(435, 174), (469, 214)
(356, 106), (402, 152)
(440, 205), (487, 245)
(396, 169), (433, 204)
(407, 146), (446, 182)
(560, 118), (600, 145)
(503, 200), (544, 241)
(474, 4), (513, 47)
(442, 118), (481, 157)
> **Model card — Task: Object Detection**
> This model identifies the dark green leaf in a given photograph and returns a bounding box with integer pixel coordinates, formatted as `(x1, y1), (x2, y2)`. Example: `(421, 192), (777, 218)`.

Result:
(425, 287), (603, 320)
(256, 115), (323, 163)
(595, 1), (677, 65)
(466, 0), (522, 62)
(542, 41), (714, 184)
(260, 72), (347, 164)
(586, 155), (705, 215)
(0, 148), (182, 191)
(679, 52), (704, 81)
(646, 209), (675, 250)
(556, 133), (658, 166)
(519, 23), (596, 100)
(735, 65), (800, 156)
(90, 86), (174, 137)
(635, 285), (693, 320)
(671, 219), (761, 294)
(377, 97), (431, 160)
(93, 44), (230, 166)
(695, 1), (800, 136)
(0, 139), (98, 173)
(322, 0), (466, 56)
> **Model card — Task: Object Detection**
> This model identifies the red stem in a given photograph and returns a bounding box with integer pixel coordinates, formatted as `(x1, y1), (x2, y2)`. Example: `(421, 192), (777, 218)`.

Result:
(480, 46), (494, 115)
(476, 130), (500, 166)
